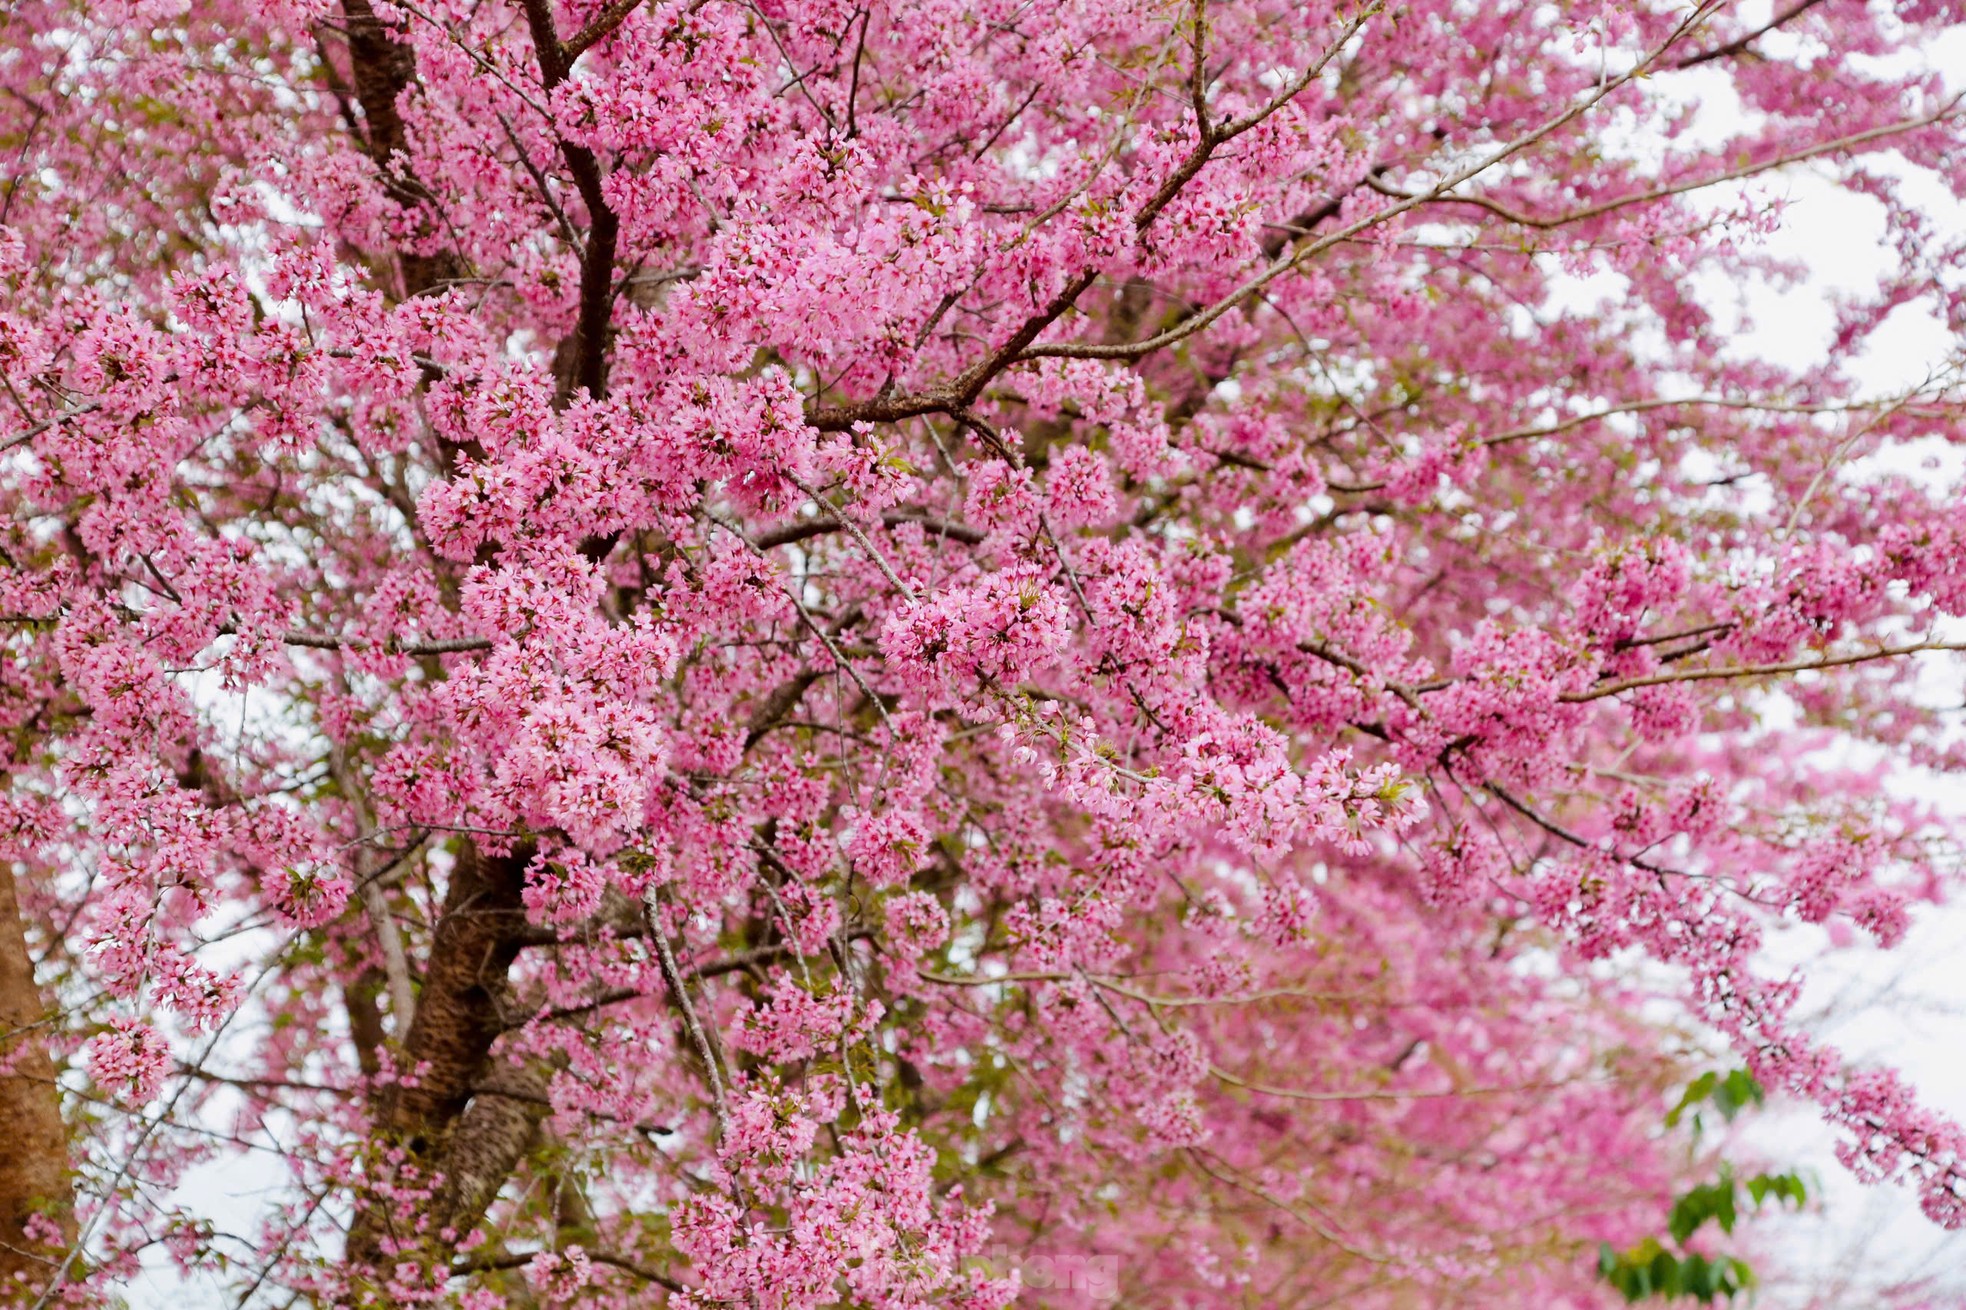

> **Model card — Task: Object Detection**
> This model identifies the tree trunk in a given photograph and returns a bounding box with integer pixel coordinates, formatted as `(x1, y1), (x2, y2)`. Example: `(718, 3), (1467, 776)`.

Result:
(0, 862), (72, 1303)
(345, 843), (533, 1297)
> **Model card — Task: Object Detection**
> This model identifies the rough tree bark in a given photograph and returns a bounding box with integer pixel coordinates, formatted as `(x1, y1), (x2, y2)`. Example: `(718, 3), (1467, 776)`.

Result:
(0, 861), (71, 1301)
(343, 843), (536, 1292)
(335, 0), (464, 300)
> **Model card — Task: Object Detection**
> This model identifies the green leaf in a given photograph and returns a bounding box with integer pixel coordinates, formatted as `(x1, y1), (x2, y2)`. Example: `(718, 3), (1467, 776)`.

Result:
(1713, 1070), (1765, 1122)
(1666, 1071), (1718, 1129)
(1680, 1253), (1715, 1299)
(1744, 1170), (1808, 1211)
(1668, 1068), (1766, 1130)
(1598, 1176), (1772, 1306)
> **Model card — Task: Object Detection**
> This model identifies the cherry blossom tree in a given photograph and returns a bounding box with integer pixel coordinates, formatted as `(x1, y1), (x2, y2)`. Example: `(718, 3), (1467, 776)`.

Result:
(3, 0), (1965, 1303)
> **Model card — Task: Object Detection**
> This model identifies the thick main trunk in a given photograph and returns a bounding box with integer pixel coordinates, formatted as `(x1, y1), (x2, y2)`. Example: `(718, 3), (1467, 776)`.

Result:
(345, 843), (532, 1296)
(0, 862), (72, 1302)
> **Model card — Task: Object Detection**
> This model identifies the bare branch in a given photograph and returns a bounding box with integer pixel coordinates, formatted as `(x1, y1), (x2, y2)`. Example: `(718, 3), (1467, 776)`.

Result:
(1673, 0), (1829, 69)
(1563, 641), (1966, 703)
(1362, 96), (1965, 232)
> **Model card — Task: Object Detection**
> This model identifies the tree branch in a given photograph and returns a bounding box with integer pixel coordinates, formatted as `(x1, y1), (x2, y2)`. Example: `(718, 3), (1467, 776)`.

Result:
(563, 0), (646, 61)
(1673, 0), (1829, 68)
(518, 0), (621, 406)
(1563, 641), (1966, 703)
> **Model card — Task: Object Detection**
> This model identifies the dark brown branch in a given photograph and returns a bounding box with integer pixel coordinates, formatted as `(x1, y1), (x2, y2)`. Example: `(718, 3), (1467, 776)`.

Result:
(1214, 606), (1421, 710)
(507, 933), (876, 1031)
(753, 508), (986, 551)
(519, 0), (621, 406)
(585, 1250), (688, 1292)
(278, 629), (493, 656)
(1673, 0), (1829, 68)
(452, 1247), (685, 1293)
(0, 402), (101, 453)
(806, 386), (965, 432)
(805, 52), (1285, 433)
(1259, 165), (1391, 260)
(744, 669), (829, 750)
(563, 0), (646, 60)
(1562, 641), (1966, 703)
(336, 0), (464, 298)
